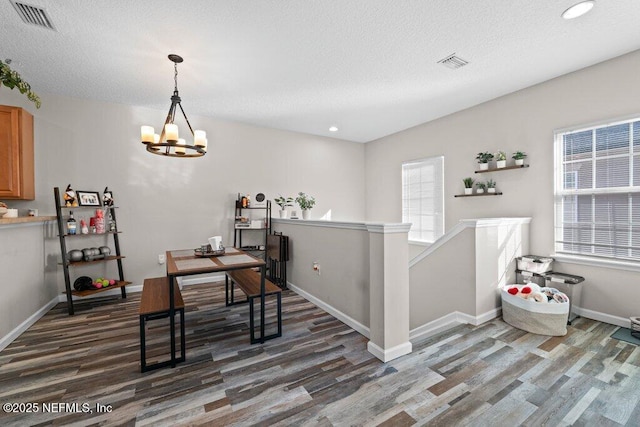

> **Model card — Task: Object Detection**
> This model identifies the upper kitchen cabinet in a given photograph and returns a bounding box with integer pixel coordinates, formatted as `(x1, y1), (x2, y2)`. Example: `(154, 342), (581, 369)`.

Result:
(0, 105), (34, 200)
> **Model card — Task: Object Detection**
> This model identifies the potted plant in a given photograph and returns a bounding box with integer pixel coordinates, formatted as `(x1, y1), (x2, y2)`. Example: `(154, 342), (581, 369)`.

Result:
(495, 151), (507, 168)
(463, 177), (475, 195)
(0, 59), (41, 108)
(475, 182), (486, 194)
(273, 195), (293, 218)
(476, 152), (494, 170)
(487, 179), (497, 193)
(295, 192), (316, 219)
(512, 151), (527, 166)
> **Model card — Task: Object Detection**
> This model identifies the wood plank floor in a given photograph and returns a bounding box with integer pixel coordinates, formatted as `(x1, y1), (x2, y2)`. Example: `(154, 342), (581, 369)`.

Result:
(1, 281), (639, 426)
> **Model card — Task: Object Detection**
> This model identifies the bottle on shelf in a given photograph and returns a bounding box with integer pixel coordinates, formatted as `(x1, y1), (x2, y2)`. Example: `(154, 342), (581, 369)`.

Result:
(80, 218), (89, 234)
(67, 211), (77, 235)
(246, 194), (251, 207)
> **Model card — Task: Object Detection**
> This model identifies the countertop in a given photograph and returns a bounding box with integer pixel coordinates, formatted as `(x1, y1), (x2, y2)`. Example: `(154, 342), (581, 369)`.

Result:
(0, 216), (56, 226)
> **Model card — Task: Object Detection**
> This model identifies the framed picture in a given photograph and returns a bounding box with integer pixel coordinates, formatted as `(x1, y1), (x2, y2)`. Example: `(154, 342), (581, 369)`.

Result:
(77, 191), (101, 206)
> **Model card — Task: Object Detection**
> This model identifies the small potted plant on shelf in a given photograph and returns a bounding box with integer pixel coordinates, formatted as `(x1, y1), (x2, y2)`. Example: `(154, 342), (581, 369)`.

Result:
(495, 150), (507, 168)
(273, 195), (293, 219)
(463, 177), (475, 195)
(512, 151), (527, 166)
(487, 179), (497, 193)
(476, 152), (494, 171)
(475, 181), (487, 194)
(295, 192), (316, 220)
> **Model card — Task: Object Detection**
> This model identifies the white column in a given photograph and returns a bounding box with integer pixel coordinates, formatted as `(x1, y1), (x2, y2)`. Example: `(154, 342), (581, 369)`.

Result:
(366, 223), (412, 362)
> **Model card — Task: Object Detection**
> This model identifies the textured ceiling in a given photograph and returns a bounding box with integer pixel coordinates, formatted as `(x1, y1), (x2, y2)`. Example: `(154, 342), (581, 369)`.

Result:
(2, 0), (640, 143)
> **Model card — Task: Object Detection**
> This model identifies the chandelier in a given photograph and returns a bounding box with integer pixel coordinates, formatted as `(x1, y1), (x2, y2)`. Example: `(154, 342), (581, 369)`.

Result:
(140, 54), (207, 157)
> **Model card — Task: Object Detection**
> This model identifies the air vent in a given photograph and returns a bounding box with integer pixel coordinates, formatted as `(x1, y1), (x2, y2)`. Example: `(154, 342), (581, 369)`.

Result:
(11, 1), (55, 30)
(437, 54), (468, 70)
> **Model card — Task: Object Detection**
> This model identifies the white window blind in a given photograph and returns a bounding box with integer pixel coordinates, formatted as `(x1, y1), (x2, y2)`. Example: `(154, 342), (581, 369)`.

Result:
(554, 118), (640, 262)
(402, 156), (444, 243)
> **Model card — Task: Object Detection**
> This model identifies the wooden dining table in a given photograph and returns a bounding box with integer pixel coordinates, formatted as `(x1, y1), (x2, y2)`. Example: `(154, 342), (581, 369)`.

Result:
(165, 247), (267, 367)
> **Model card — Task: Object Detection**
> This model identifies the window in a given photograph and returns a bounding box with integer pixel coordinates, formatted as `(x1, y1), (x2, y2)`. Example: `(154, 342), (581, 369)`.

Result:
(402, 156), (444, 243)
(554, 117), (640, 262)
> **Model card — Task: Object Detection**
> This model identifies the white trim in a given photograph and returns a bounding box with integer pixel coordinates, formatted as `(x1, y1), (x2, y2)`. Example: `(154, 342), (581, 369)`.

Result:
(365, 223), (411, 234)
(179, 273), (225, 286)
(410, 221), (469, 267)
(286, 281), (370, 338)
(408, 240), (431, 247)
(459, 217), (532, 228)
(409, 312), (463, 341)
(574, 306), (630, 328)
(553, 112), (640, 136)
(473, 306), (503, 325)
(273, 218), (368, 231)
(408, 308), (502, 342)
(273, 218), (411, 234)
(367, 340), (412, 362)
(552, 253), (640, 273)
(0, 296), (59, 352)
(55, 274), (227, 303)
(410, 217), (532, 267)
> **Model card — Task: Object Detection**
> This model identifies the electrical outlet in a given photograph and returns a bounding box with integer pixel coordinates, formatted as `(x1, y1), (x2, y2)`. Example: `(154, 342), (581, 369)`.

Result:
(158, 254), (166, 264)
(313, 261), (320, 275)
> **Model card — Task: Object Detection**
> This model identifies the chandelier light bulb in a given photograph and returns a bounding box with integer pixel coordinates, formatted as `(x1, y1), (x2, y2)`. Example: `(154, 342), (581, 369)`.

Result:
(165, 123), (179, 142)
(194, 130), (207, 147)
(140, 126), (154, 144)
(175, 138), (186, 155)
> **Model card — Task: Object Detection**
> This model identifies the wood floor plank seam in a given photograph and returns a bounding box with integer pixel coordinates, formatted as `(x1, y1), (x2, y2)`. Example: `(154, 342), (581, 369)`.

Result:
(0, 282), (639, 426)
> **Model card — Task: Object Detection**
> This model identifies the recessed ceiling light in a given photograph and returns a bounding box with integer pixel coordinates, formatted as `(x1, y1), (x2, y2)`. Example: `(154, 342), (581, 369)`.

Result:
(329, 126), (339, 132)
(562, 1), (595, 19)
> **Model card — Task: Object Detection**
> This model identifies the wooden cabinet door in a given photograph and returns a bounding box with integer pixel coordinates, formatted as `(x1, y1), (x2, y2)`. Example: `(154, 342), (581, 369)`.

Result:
(0, 105), (34, 199)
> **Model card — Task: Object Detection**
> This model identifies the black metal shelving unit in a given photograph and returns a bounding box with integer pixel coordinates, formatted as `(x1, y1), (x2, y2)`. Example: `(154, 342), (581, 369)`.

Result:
(53, 187), (129, 315)
(233, 200), (271, 261)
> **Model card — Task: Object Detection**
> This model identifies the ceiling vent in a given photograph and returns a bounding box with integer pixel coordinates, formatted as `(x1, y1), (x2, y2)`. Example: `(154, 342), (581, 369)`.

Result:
(437, 54), (468, 70)
(10, 1), (55, 30)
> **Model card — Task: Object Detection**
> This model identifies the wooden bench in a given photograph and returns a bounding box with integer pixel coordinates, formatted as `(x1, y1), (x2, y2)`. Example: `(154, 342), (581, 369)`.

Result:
(225, 269), (282, 343)
(139, 277), (185, 372)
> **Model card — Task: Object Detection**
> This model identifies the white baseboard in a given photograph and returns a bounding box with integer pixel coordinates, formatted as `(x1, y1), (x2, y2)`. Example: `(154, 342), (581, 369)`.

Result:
(409, 307), (502, 342)
(54, 274), (227, 303)
(179, 273), (225, 286)
(574, 306), (630, 328)
(287, 281), (370, 338)
(367, 340), (413, 362)
(57, 285), (143, 302)
(409, 312), (464, 342)
(0, 297), (59, 352)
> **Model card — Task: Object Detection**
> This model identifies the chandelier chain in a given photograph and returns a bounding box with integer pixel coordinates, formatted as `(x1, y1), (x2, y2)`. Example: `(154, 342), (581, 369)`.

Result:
(174, 62), (178, 92)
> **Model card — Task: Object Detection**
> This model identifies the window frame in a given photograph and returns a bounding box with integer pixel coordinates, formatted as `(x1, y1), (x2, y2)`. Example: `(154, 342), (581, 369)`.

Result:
(553, 114), (640, 269)
(401, 155), (445, 244)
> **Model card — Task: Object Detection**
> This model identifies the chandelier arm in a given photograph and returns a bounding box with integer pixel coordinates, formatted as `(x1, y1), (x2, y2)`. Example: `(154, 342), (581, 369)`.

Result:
(177, 102), (195, 135)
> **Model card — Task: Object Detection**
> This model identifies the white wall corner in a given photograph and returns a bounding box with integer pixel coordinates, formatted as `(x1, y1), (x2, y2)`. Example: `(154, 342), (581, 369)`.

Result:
(367, 340), (412, 362)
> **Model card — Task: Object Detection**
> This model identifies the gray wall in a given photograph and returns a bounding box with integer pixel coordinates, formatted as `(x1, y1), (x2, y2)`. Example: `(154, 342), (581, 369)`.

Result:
(0, 88), (365, 332)
(273, 220), (370, 328)
(365, 49), (640, 322)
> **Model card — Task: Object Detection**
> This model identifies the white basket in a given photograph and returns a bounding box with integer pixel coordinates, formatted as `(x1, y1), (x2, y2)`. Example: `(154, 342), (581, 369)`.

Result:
(517, 255), (554, 274)
(501, 285), (568, 336)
